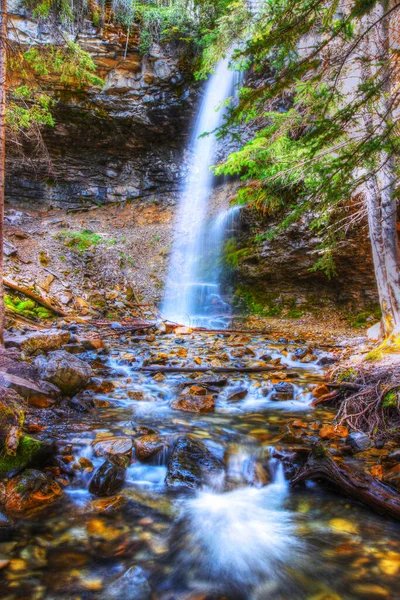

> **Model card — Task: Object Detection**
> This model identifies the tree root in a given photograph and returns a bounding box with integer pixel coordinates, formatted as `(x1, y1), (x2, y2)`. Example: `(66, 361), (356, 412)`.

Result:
(291, 447), (400, 519)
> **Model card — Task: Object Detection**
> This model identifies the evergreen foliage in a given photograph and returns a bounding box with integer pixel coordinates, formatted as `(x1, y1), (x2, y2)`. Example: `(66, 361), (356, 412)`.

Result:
(198, 0), (400, 279)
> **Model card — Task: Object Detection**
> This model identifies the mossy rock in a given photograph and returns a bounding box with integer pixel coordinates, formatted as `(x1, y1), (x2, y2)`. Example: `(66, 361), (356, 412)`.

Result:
(5, 294), (54, 321)
(0, 436), (52, 478)
(0, 388), (25, 456)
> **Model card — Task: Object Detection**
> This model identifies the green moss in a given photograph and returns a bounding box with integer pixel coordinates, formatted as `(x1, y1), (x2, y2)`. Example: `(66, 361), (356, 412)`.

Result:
(39, 250), (50, 266)
(382, 390), (399, 408)
(347, 306), (382, 329)
(233, 287), (283, 317)
(61, 229), (103, 251)
(365, 349), (383, 361)
(222, 238), (251, 269)
(336, 368), (358, 383)
(0, 436), (44, 477)
(5, 294), (54, 321)
(287, 308), (304, 319)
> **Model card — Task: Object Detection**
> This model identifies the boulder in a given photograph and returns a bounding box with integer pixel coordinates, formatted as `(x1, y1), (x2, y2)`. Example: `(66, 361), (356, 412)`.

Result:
(89, 456), (129, 497)
(134, 435), (167, 462)
(319, 425), (348, 439)
(227, 387), (248, 402)
(0, 387), (25, 457)
(92, 437), (133, 458)
(165, 436), (223, 490)
(4, 469), (63, 516)
(0, 435), (55, 477)
(271, 382), (294, 401)
(346, 432), (372, 452)
(2, 372), (60, 407)
(5, 329), (70, 355)
(102, 566), (151, 600)
(171, 394), (215, 413)
(34, 350), (92, 396)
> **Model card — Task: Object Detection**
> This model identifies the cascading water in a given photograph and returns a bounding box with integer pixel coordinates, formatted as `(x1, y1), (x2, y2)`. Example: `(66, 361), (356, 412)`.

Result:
(161, 56), (238, 327)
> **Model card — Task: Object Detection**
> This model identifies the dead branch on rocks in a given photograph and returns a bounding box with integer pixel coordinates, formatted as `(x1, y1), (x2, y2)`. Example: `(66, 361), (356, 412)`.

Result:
(4, 278), (68, 317)
(291, 446), (400, 520)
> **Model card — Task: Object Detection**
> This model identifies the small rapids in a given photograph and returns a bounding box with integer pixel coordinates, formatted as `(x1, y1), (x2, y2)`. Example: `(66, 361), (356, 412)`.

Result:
(2, 332), (400, 600)
(171, 466), (302, 598)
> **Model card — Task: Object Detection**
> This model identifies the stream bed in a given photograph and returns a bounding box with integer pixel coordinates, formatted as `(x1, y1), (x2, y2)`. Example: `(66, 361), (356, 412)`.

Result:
(1, 331), (400, 600)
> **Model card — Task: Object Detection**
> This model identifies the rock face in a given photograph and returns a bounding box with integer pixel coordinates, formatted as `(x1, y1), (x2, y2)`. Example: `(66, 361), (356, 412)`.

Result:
(232, 202), (378, 308)
(34, 350), (92, 396)
(165, 436), (224, 490)
(4, 469), (63, 516)
(6, 13), (199, 209)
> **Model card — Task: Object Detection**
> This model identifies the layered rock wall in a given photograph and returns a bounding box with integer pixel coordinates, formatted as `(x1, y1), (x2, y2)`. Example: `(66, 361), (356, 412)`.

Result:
(6, 9), (199, 208)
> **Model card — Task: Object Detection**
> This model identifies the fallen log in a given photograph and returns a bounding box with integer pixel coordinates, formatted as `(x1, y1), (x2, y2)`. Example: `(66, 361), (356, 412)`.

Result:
(291, 447), (400, 520)
(139, 365), (277, 373)
(4, 278), (68, 317)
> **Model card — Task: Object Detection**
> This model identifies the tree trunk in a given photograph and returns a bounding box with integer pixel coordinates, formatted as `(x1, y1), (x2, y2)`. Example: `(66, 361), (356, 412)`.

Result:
(0, 0), (6, 347)
(363, 1), (400, 339)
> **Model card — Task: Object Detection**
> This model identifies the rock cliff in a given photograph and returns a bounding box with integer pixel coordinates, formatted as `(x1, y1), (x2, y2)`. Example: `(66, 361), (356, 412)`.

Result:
(6, 9), (198, 208)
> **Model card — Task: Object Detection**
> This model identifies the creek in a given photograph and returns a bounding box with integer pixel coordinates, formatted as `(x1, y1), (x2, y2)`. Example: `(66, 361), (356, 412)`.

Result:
(2, 330), (400, 599)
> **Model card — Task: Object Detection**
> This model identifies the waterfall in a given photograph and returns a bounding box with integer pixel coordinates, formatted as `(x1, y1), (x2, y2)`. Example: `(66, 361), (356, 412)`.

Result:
(161, 56), (238, 328)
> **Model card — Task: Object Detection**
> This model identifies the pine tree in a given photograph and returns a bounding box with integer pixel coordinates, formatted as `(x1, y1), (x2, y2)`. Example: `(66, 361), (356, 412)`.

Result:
(200, 0), (400, 341)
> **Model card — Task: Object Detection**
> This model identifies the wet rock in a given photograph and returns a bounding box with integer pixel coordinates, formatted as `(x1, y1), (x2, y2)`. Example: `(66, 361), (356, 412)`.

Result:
(227, 387), (248, 402)
(171, 394), (215, 413)
(102, 565), (151, 600)
(92, 437), (133, 458)
(0, 435), (55, 477)
(319, 425), (348, 439)
(5, 329), (70, 354)
(174, 327), (192, 335)
(291, 347), (310, 360)
(127, 390), (145, 400)
(291, 419), (308, 429)
(89, 456), (129, 497)
(4, 469), (63, 516)
(0, 387), (25, 455)
(5, 374), (60, 408)
(186, 385), (207, 396)
(89, 379), (116, 394)
(312, 384), (330, 399)
(166, 435), (224, 489)
(34, 350), (92, 395)
(383, 464), (400, 491)
(351, 584), (389, 599)
(134, 435), (167, 462)
(271, 382), (294, 401)
(90, 495), (129, 515)
(346, 432), (372, 452)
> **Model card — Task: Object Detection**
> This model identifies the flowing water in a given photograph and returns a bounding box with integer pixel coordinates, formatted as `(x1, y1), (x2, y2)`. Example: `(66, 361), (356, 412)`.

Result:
(2, 330), (400, 600)
(161, 57), (238, 327)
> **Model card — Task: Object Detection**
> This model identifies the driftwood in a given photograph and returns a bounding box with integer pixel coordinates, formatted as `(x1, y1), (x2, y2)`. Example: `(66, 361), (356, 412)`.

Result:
(139, 365), (277, 373)
(291, 448), (400, 520)
(4, 278), (67, 317)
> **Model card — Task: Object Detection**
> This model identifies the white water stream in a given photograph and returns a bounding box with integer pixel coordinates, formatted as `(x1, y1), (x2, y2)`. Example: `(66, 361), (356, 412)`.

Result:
(161, 57), (238, 327)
